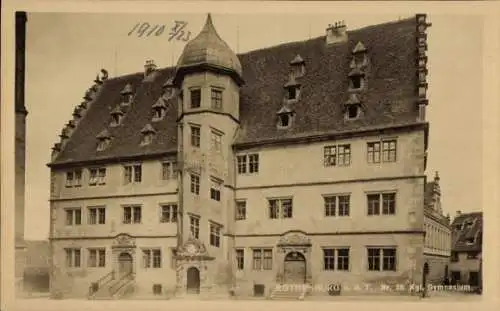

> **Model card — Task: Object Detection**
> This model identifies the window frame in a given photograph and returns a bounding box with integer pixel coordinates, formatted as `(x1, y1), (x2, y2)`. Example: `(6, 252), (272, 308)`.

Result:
(189, 214), (200, 239)
(88, 206), (106, 225)
(122, 205), (142, 224)
(235, 249), (244, 270)
(65, 248), (82, 268)
(142, 248), (162, 269)
(65, 208), (82, 226)
(235, 200), (247, 221)
(211, 88), (223, 110)
(367, 139), (397, 164)
(161, 160), (178, 181)
(367, 192), (397, 216)
(190, 125), (201, 148)
(209, 222), (222, 248)
(123, 164), (142, 184)
(252, 248), (273, 271)
(324, 144), (351, 167)
(322, 247), (350, 271)
(160, 204), (178, 223)
(190, 173), (200, 195)
(190, 89), (201, 109)
(367, 247), (397, 272)
(210, 177), (222, 201)
(268, 197), (293, 219)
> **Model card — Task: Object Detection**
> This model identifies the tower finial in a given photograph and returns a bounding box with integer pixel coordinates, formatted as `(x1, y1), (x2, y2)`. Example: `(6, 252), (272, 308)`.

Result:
(435, 171), (440, 181)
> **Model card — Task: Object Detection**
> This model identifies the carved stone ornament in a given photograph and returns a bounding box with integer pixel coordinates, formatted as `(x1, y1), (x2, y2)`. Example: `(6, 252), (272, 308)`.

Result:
(277, 232), (312, 247)
(176, 238), (214, 261)
(112, 233), (136, 248)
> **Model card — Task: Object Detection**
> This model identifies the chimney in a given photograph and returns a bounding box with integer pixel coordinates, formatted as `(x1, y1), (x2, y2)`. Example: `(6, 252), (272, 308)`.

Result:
(326, 21), (347, 45)
(456, 210), (462, 216)
(144, 59), (157, 77)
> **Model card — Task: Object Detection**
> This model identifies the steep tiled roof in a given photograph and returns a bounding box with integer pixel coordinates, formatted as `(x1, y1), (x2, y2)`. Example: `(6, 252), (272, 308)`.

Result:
(50, 16), (423, 166)
(451, 212), (482, 252)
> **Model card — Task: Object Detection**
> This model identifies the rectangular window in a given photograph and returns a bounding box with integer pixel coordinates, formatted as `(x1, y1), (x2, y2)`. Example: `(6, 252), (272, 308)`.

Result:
(451, 252), (459, 262)
(324, 196), (336, 216)
(124, 164), (142, 184)
(367, 247), (397, 271)
(65, 208), (81, 226)
(123, 205), (141, 224)
(65, 248), (81, 268)
(190, 89), (201, 108)
(237, 155), (247, 174)
(367, 193), (396, 216)
(210, 178), (222, 201)
(324, 195), (350, 217)
(65, 170), (82, 187)
(153, 284), (162, 295)
(268, 198), (293, 219)
(160, 204), (178, 223)
(367, 142), (381, 164)
(236, 249), (244, 270)
(211, 89), (223, 110)
(368, 140), (397, 163)
(337, 248), (350, 271)
(248, 154), (259, 173)
(338, 195), (350, 216)
(382, 140), (397, 162)
(190, 125), (201, 147)
(324, 144), (351, 167)
(323, 248), (349, 271)
(382, 193), (396, 215)
(161, 161), (177, 180)
(190, 174), (200, 195)
(209, 222), (221, 247)
(142, 249), (162, 268)
(189, 215), (200, 239)
(88, 248), (106, 268)
(235, 200), (246, 221)
(323, 249), (335, 270)
(88, 206), (106, 225)
(252, 248), (273, 270)
(88, 168), (106, 186)
(211, 130), (222, 153)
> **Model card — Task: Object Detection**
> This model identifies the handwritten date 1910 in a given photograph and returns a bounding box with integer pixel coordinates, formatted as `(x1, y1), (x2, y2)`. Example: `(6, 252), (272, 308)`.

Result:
(128, 21), (191, 42)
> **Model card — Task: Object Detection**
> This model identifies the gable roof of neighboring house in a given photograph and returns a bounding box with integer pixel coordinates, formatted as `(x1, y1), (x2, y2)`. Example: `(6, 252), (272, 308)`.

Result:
(451, 212), (482, 252)
(49, 15), (426, 167)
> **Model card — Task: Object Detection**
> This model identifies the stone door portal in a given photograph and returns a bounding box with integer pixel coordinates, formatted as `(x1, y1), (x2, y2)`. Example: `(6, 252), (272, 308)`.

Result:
(118, 252), (133, 276)
(186, 267), (200, 294)
(283, 251), (306, 284)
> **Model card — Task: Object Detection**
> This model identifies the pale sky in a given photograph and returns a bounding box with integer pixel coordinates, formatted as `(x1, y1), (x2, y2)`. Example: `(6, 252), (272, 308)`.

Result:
(24, 12), (483, 240)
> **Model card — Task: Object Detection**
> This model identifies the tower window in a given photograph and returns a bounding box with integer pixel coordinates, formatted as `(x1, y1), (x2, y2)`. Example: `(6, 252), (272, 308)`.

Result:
(190, 125), (201, 147)
(211, 89), (223, 110)
(190, 89), (201, 108)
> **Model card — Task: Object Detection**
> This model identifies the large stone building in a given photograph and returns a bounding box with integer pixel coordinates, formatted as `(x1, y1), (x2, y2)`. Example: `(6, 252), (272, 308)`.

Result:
(423, 172), (451, 284)
(15, 11), (28, 295)
(449, 211), (482, 290)
(48, 14), (438, 299)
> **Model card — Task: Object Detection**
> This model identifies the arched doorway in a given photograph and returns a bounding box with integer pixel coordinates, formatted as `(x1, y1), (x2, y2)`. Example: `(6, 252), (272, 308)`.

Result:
(186, 267), (200, 294)
(118, 252), (133, 276)
(284, 251), (306, 284)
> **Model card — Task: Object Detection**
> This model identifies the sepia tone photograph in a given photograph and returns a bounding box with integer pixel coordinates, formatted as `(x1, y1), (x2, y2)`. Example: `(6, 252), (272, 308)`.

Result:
(1, 1), (498, 311)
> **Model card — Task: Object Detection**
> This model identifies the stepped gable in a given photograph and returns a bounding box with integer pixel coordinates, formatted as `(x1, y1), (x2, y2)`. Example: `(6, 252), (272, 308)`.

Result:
(50, 16), (421, 166)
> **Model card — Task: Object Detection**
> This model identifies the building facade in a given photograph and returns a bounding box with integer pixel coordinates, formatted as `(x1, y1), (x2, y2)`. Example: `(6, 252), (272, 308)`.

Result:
(422, 172), (451, 284)
(48, 14), (434, 299)
(449, 212), (482, 290)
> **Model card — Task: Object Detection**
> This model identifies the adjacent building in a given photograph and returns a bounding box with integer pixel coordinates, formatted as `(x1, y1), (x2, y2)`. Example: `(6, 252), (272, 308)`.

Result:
(423, 172), (452, 284)
(48, 14), (435, 299)
(449, 212), (482, 290)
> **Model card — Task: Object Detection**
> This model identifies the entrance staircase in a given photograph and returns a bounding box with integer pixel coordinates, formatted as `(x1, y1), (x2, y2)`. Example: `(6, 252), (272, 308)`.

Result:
(88, 271), (136, 300)
(270, 284), (309, 300)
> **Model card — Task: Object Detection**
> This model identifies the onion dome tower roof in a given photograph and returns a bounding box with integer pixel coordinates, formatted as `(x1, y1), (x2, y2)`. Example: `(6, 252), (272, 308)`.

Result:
(175, 14), (243, 85)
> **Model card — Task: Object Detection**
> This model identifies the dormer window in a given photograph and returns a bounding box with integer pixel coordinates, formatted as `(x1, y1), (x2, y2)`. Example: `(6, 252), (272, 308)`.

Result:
(110, 106), (124, 127)
(344, 93), (362, 120)
(162, 78), (175, 100)
(348, 69), (365, 90)
(346, 105), (361, 120)
(152, 99), (167, 121)
(290, 54), (306, 78)
(120, 83), (134, 105)
(284, 77), (301, 101)
(190, 89), (201, 109)
(96, 129), (112, 151)
(140, 124), (156, 146)
(276, 106), (294, 129)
